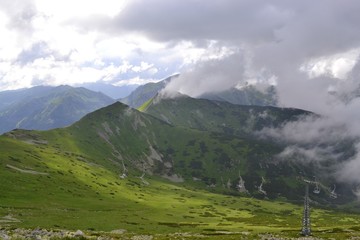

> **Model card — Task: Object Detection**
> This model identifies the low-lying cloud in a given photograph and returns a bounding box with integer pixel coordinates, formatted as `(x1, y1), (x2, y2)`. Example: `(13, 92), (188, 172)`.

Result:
(258, 109), (360, 184)
(164, 52), (247, 97)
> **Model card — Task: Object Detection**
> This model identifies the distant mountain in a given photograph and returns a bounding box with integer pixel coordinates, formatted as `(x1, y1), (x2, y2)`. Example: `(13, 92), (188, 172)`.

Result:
(78, 82), (138, 99)
(0, 86), (54, 111)
(121, 74), (277, 109)
(199, 85), (278, 106)
(120, 74), (179, 108)
(0, 85), (114, 134)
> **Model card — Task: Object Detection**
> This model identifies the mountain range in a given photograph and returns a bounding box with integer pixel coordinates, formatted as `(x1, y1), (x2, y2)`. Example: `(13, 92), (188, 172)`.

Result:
(0, 81), (354, 203)
(77, 81), (138, 99)
(0, 75), (278, 135)
(120, 74), (277, 109)
(1, 94), (355, 202)
(0, 85), (114, 134)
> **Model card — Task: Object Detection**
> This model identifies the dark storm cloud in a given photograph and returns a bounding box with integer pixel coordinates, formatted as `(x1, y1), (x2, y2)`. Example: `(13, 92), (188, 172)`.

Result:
(108, 0), (290, 44)
(252, 1), (360, 76)
(104, 0), (360, 54)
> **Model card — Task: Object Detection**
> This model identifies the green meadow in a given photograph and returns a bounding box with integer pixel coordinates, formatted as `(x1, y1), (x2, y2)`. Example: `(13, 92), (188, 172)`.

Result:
(1, 135), (360, 239)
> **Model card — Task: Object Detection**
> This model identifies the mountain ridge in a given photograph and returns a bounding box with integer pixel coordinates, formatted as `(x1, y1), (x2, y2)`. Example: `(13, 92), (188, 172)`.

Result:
(0, 85), (115, 134)
(143, 94), (307, 136)
(121, 74), (278, 109)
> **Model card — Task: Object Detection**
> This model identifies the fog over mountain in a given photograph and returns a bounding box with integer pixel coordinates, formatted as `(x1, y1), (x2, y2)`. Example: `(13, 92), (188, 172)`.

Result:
(99, 0), (360, 184)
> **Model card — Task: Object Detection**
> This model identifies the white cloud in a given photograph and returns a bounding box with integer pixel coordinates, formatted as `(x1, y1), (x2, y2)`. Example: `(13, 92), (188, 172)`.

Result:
(300, 48), (360, 80)
(164, 51), (245, 97)
(1, 0), (247, 91)
(132, 61), (153, 73)
(0, 0), (186, 91)
(113, 76), (160, 86)
(0, 56), (135, 90)
(0, 12), (22, 61)
(148, 67), (158, 75)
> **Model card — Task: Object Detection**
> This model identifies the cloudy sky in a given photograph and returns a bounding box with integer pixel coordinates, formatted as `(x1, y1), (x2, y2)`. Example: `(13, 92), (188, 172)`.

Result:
(0, 0), (360, 108)
(0, 0), (359, 107)
(0, 1), (359, 102)
(1, 0), (360, 183)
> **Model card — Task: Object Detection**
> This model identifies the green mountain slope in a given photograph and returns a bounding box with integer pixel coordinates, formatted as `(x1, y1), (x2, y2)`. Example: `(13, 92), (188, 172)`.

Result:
(142, 96), (357, 200)
(0, 85), (114, 134)
(1, 101), (359, 238)
(143, 95), (307, 136)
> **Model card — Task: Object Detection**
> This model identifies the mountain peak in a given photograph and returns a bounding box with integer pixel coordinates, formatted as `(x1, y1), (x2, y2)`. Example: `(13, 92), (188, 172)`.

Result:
(120, 74), (180, 108)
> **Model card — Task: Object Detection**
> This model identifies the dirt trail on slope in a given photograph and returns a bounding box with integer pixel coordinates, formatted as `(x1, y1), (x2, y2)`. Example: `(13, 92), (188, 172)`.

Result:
(6, 164), (49, 175)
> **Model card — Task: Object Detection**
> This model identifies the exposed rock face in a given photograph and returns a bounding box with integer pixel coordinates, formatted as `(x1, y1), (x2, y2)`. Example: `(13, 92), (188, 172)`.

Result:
(0, 230), (10, 240)
(74, 230), (84, 237)
(0, 228), (333, 239)
(162, 173), (184, 183)
(110, 229), (127, 234)
(0, 228), (133, 239)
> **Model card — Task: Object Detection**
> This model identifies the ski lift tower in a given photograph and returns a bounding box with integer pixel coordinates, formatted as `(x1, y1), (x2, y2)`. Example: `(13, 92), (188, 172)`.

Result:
(301, 182), (311, 236)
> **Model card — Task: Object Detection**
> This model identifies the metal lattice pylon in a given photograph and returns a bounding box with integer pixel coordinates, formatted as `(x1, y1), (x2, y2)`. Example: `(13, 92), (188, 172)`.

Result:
(301, 184), (311, 236)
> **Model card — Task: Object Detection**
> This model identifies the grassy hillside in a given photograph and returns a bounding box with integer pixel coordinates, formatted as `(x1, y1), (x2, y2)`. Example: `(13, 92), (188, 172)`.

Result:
(1, 130), (360, 239)
(76, 102), (325, 201)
